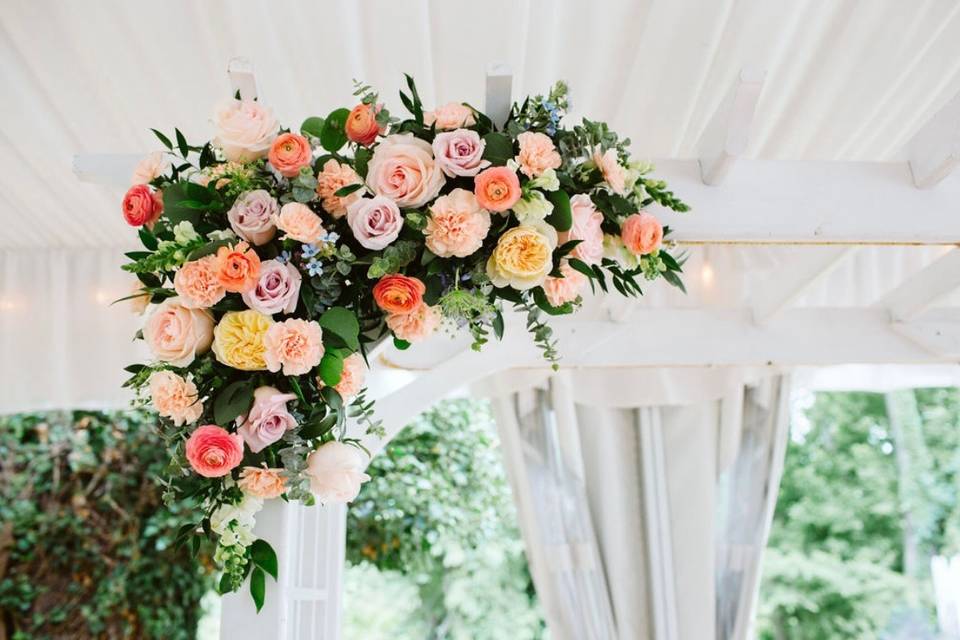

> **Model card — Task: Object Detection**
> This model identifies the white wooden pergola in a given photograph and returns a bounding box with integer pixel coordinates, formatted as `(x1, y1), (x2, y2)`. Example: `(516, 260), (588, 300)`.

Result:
(66, 53), (960, 637)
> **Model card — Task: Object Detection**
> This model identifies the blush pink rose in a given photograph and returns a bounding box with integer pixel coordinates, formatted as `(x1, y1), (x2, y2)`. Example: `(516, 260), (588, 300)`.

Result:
(274, 202), (324, 244)
(263, 318), (324, 376)
(148, 371), (203, 426)
(594, 148), (627, 195)
(319, 352), (367, 400)
(185, 425), (244, 478)
(365, 134), (445, 208)
(212, 99), (280, 162)
(431, 129), (490, 178)
(238, 467), (287, 499)
(122, 184), (163, 227)
(346, 196), (403, 250)
(131, 151), (170, 185)
(268, 132), (313, 177)
(143, 298), (214, 367)
(474, 166), (521, 213)
(316, 159), (363, 218)
(241, 259), (302, 316)
(305, 441), (371, 503)
(516, 132), (561, 178)
(558, 194), (605, 265)
(236, 386), (298, 453)
(621, 213), (663, 256)
(425, 188), (491, 257)
(174, 256), (226, 309)
(228, 190), (278, 246)
(386, 303), (441, 343)
(424, 103), (476, 130)
(543, 262), (588, 306)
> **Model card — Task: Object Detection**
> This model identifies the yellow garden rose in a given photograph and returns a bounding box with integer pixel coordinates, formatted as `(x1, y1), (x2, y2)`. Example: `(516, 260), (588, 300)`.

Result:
(212, 309), (273, 370)
(486, 221), (558, 290)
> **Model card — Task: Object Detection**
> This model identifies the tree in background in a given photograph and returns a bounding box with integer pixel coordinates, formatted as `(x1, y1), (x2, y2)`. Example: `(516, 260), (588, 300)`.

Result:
(758, 388), (960, 639)
(344, 398), (545, 640)
(0, 410), (213, 640)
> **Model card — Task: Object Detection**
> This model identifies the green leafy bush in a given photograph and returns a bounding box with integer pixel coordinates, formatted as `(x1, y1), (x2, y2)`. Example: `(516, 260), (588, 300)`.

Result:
(0, 410), (213, 639)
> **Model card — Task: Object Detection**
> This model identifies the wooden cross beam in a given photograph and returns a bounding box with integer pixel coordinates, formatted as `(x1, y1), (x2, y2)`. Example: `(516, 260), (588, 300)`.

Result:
(907, 90), (960, 189)
(696, 67), (766, 186)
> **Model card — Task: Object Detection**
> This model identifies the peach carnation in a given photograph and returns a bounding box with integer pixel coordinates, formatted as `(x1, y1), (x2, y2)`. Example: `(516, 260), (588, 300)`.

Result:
(594, 148), (627, 195)
(238, 467), (287, 499)
(424, 102), (476, 130)
(274, 202), (325, 244)
(424, 188), (491, 258)
(263, 318), (324, 376)
(131, 151), (170, 185)
(516, 132), (561, 178)
(148, 371), (203, 426)
(316, 159), (363, 218)
(185, 425), (244, 478)
(319, 353), (367, 400)
(543, 263), (588, 306)
(386, 303), (441, 343)
(174, 256), (226, 308)
(474, 166), (521, 213)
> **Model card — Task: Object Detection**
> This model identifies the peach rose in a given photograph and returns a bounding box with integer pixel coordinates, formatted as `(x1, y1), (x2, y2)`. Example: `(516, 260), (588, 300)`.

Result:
(516, 132), (561, 178)
(185, 425), (244, 478)
(321, 353), (367, 400)
(238, 467), (287, 499)
(621, 213), (663, 256)
(316, 159), (363, 218)
(372, 274), (425, 315)
(212, 99), (280, 162)
(148, 371), (203, 426)
(131, 151), (170, 185)
(305, 441), (371, 503)
(122, 184), (163, 227)
(174, 256), (226, 308)
(143, 298), (214, 367)
(424, 103), (476, 130)
(263, 318), (324, 376)
(543, 262), (587, 306)
(129, 279), (151, 315)
(227, 190), (278, 246)
(474, 166), (521, 213)
(386, 303), (441, 343)
(345, 103), (381, 146)
(558, 194), (605, 265)
(268, 132), (313, 177)
(214, 241), (261, 293)
(425, 188), (491, 258)
(432, 129), (490, 178)
(366, 134), (445, 208)
(274, 202), (325, 244)
(594, 148), (627, 195)
(486, 221), (558, 290)
(346, 196), (403, 250)
(236, 386), (298, 453)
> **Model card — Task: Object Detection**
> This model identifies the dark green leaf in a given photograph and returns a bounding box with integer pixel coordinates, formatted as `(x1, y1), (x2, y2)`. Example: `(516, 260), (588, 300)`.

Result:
(123, 364), (145, 374)
(318, 307), (360, 351)
(532, 287), (575, 315)
(567, 258), (596, 280)
(662, 268), (687, 293)
(175, 128), (189, 158)
(492, 310), (505, 341)
(354, 146), (372, 178)
(151, 129), (173, 150)
(333, 183), (364, 197)
(318, 350), (345, 386)
(393, 338), (411, 350)
(320, 386), (343, 411)
(250, 540), (278, 580)
(545, 190), (573, 231)
(163, 182), (211, 226)
(320, 108), (351, 152)
(138, 227), (158, 251)
(250, 567), (266, 612)
(218, 573), (234, 595)
(299, 412), (336, 440)
(213, 380), (254, 426)
(187, 239), (232, 261)
(300, 116), (326, 138)
(199, 143), (215, 169)
(481, 132), (514, 166)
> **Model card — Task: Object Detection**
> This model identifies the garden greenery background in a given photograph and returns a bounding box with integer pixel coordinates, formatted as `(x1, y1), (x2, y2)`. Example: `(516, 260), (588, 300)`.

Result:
(2, 387), (959, 639)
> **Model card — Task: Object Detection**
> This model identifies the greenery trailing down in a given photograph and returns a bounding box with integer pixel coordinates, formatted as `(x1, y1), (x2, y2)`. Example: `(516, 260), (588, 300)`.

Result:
(758, 389), (960, 640)
(344, 399), (546, 640)
(0, 410), (214, 640)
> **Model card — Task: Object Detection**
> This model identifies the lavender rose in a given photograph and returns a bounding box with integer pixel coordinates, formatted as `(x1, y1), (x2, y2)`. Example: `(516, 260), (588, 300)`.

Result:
(346, 195), (403, 250)
(241, 259), (302, 316)
(228, 190), (278, 246)
(431, 129), (490, 178)
(236, 386), (298, 453)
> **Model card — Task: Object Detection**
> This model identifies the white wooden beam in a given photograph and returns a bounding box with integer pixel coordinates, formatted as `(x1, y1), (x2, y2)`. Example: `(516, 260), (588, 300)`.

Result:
(228, 56), (259, 101)
(73, 152), (143, 187)
(485, 63), (513, 128)
(876, 248), (960, 321)
(907, 90), (960, 188)
(750, 246), (854, 323)
(892, 309), (960, 358)
(697, 67), (766, 186)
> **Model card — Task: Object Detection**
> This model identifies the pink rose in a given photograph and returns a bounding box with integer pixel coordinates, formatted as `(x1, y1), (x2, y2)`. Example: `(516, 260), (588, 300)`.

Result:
(148, 371), (202, 426)
(241, 259), (302, 316)
(185, 425), (244, 478)
(365, 134), (445, 208)
(474, 166), (521, 213)
(131, 151), (170, 185)
(319, 352), (367, 400)
(274, 202), (324, 244)
(558, 194), (605, 265)
(212, 99), (280, 162)
(238, 467), (287, 499)
(516, 132), (562, 178)
(316, 159), (363, 218)
(431, 129), (490, 178)
(305, 441), (371, 503)
(346, 196), (403, 250)
(424, 103), (476, 130)
(263, 318), (324, 376)
(143, 298), (214, 367)
(621, 213), (663, 256)
(174, 256), (226, 309)
(425, 188), (491, 257)
(236, 386), (298, 453)
(268, 132), (313, 177)
(543, 263), (587, 306)
(228, 190), (278, 246)
(122, 184), (163, 227)
(593, 148), (627, 195)
(386, 303), (441, 343)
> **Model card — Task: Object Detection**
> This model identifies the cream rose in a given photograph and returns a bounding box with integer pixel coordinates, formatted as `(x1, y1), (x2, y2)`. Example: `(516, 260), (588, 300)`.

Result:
(143, 298), (214, 367)
(305, 441), (371, 503)
(486, 221), (558, 290)
(212, 99), (280, 162)
(365, 134), (445, 208)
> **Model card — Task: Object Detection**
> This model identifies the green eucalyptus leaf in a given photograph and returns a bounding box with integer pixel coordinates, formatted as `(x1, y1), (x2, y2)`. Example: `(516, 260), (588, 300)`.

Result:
(300, 116), (326, 138)
(318, 350), (345, 386)
(321, 108), (351, 152)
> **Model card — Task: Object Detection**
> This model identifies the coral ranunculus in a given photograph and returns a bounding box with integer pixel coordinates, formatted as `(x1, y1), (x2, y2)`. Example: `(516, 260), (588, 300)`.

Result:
(212, 309), (273, 371)
(345, 103), (381, 146)
(372, 274), (426, 314)
(122, 184), (163, 227)
(185, 425), (244, 478)
(214, 241), (261, 293)
(268, 132), (313, 177)
(621, 212), (663, 256)
(474, 166), (521, 213)
(486, 221), (558, 290)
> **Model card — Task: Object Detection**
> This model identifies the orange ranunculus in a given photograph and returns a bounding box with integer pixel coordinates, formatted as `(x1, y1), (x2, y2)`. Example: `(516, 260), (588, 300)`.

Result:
(474, 166), (521, 213)
(268, 132), (313, 177)
(214, 241), (262, 293)
(620, 213), (663, 256)
(372, 274), (426, 315)
(345, 103), (380, 146)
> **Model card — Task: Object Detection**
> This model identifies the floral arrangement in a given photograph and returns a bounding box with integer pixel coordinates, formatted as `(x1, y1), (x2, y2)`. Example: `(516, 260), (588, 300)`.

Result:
(118, 76), (688, 609)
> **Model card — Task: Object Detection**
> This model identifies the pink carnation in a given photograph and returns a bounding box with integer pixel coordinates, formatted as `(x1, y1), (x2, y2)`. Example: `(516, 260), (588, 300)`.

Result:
(424, 189), (491, 258)
(516, 132), (561, 178)
(594, 148), (627, 195)
(543, 262), (587, 306)
(386, 303), (441, 343)
(263, 318), (324, 376)
(185, 425), (244, 478)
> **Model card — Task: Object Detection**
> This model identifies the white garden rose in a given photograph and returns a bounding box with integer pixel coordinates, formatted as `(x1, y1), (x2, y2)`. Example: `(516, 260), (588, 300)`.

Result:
(304, 442), (371, 503)
(212, 100), (280, 162)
